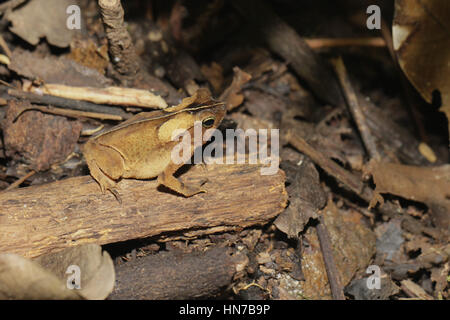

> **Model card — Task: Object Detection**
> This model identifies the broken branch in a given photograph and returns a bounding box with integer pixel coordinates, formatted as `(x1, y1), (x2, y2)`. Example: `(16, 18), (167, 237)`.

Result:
(333, 57), (381, 160)
(316, 215), (345, 300)
(6, 89), (131, 119)
(27, 84), (167, 109)
(286, 131), (364, 194)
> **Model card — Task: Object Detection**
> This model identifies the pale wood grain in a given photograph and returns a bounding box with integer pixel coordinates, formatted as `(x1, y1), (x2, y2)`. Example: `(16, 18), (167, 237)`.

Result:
(0, 164), (287, 258)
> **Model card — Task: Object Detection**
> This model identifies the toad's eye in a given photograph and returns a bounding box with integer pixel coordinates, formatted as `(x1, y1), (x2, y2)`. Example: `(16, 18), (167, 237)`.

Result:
(202, 117), (215, 128)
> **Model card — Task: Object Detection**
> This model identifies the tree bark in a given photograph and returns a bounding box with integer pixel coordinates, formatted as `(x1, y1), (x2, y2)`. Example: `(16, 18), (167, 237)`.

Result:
(0, 164), (287, 258)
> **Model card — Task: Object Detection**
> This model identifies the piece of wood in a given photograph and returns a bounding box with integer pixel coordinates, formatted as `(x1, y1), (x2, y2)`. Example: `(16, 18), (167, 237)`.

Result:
(98, 0), (140, 76)
(13, 104), (124, 121)
(0, 164), (287, 258)
(305, 37), (386, 49)
(400, 279), (434, 300)
(316, 215), (345, 300)
(286, 131), (364, 194)
(6, 89), (131, 119)
(4, 170), (35, 191)
(109, 247), (248, 299)
(28, 85), (167, 109)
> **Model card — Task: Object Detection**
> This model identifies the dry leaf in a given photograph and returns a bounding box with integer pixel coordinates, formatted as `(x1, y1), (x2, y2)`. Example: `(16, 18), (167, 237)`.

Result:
(393, 0), (450, 137)
(0, 254), (81, 300)
(274, 160), (327, 238)
(7, 0), (80, 48)
(35, 244), (115, 300)
(0, 244), (114, 300)
(366, 160), (450, 230)
(219, 67), (252, 111)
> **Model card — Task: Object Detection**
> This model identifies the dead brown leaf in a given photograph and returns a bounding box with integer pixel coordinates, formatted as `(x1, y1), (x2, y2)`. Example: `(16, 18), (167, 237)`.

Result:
(35, 244), (115, 300)
(393, 0), (450, 137)
(219, 67), (252, 111)
(274, 160), (327, 238)
(0, 254), (81, 300)
(0, 244), (114, 300)
(365, 160), (450, 230)
(7, 0), (80, 48)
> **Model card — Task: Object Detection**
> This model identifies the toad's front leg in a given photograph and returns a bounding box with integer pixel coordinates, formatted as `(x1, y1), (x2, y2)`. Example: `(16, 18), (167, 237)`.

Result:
(157, 160), (207, 197)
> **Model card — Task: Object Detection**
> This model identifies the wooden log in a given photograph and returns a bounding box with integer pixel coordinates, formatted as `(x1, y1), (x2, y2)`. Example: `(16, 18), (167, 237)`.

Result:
(0, 164), (287, 258)
(109, 247), (248, 299)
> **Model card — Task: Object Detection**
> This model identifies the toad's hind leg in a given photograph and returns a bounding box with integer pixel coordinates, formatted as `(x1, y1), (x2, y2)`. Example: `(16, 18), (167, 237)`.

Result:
(83, 142), (125, 202)
(157, 161), (207, 197)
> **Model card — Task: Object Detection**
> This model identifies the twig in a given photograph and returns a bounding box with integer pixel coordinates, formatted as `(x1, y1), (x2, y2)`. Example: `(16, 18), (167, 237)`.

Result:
(316, 215), (345, 300)
(337, 195), (375, 224)
(0, 34), (12, 57)
(332, 57), (381, 160)
(27, 84), (167, 109)
(4, 170), (35, 191)
(98, 0), (140, 76)
(286, 131), (364, 194)
(305, 37), (386, 49)
(400, 279), (434, 300)
(0, 54), (9, 65)
(6, 89), (131, 119)
(13, 105), (124, 121)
